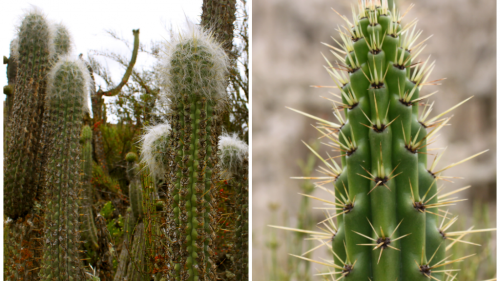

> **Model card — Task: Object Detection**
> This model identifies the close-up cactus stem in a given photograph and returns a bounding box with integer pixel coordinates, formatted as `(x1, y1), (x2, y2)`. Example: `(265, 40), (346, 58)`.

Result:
(271, 0), (495, 280)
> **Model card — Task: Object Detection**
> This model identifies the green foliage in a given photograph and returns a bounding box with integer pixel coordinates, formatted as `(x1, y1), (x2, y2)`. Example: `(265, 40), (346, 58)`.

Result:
(100, 201), (115, 219)
(93, 161), (121, 194)
(99, 201), (125, 244)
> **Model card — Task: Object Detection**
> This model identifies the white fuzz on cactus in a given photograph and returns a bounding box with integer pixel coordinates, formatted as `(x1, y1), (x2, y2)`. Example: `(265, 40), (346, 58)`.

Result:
(218, 132), (248, 175)
(12, 6), (55, 60)
(139, 122), (172, 180)
(46, 55), (91, 112)
(53, 23), (73, 57)
(158, 21), (229, 109)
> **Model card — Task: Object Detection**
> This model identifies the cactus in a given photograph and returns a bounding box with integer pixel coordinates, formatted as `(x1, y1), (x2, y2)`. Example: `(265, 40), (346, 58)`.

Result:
(126, 222), (146, 280)
(4, 39), (18, 122)
(5, 8), (54, 219)
(81, 125), (99, 252)
(53, 23), (72, 58)
(39, 56), (89, 280)
(218, 133), (249, 280)
(144, 23), (228, 280)
(128, 153), (144, 222)
(201, 0), (237, 53)
(272, 1), (494, 281)
(113, 208), (136, 281)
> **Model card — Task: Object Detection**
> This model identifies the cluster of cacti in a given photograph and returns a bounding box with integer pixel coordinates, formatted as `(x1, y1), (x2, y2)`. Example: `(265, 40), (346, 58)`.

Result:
(3, 9), (80, 280)
(273, 1), (495, 280)
(4, 3), (248, 280)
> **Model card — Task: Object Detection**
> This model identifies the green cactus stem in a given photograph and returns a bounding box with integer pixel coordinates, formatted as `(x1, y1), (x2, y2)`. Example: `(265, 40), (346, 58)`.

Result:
(114, 209), (136, 281)
(218, 133), (249, 280)
(39, 57), (89, 280)
(201, 0), (237, 53)
(126, 222), (146, 281)
(4, 39), (18, 122)
(148, 23), (228, 280)
(95, 214), (114, 281)
(53, 23), (72, 57)
(274, 1), (493, 281)
(80, 125), (99, 252)
(129, 176), (144, 222)
(5, 8), (54, 219)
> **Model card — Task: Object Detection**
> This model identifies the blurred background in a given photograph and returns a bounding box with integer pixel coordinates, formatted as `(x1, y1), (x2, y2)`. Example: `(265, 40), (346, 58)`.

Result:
(252, 0), (496, 280)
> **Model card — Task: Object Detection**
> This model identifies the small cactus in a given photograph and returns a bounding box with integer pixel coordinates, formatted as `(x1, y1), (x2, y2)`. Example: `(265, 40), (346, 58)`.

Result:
(53, 23), (72, 58)
(218, 133), (249, 280)
(39, 56), (89, 280)
(80, 125), (99, 252)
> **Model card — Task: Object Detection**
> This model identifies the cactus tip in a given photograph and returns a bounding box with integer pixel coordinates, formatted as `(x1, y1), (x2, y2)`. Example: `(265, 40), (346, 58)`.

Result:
(159, 21), (229, 108)
(125, 152), (138, 162)
(14, 6), (55, 59)
(218, 132), (248, 174)
(139, 122), (171, 179)
(53, 22), (73, 57)
(47, 55), (91, 112)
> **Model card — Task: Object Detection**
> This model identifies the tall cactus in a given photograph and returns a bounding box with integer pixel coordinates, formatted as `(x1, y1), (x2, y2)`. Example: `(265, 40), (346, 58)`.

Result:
(218, 133), (249, 280)
(39, 56), (89, 280)
(149, 23), (228, 280)
(273, 1), (493, 281)
(5, 8), (54, 219)
(81, 125), (99, 252)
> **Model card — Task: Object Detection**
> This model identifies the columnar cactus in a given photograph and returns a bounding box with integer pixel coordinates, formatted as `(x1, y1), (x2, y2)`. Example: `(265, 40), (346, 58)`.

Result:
(53, 23), (72, 58)
(39, 56), (89, 280)
(4, 39), (18, 121)
(151, 23), (228, 280)
(81, 125), (99, 252)
(201, 0), (237, 53)
(273, 1), (493, 281)
(5, 8), (54, 219)
(114, 208), (136, 281)
(218, 133), (249, 280)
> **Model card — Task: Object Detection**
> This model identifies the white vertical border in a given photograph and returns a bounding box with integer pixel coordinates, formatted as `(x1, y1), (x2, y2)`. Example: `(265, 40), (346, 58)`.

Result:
(248, 0), (253, 279)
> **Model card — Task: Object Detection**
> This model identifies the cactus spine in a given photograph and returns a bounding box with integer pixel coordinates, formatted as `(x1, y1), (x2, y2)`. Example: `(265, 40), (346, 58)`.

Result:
(274, 1), (493, 281)
(39, 57), (89, 280)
